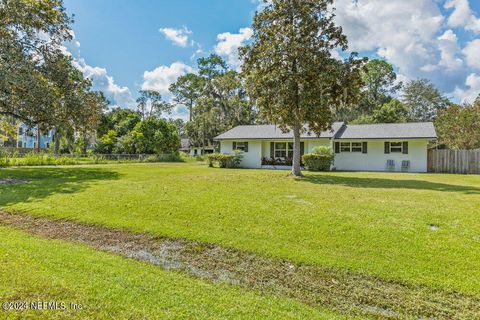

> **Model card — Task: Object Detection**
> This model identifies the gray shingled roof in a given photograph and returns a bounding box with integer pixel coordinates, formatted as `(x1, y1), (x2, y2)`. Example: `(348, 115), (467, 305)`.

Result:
(214, 122), (344, 140)
(335, 122), (437, 140)
(214, 121), (437, 140)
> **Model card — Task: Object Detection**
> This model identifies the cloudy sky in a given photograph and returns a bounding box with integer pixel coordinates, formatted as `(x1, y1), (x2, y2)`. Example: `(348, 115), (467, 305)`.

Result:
(64, 0), (480, 119)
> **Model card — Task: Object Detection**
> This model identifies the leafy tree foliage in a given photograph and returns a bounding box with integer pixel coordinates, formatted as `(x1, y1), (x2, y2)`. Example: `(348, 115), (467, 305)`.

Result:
(435, 100), (480, 149)
(94, 108), (179, 154)
(129, 117), (180, 154)
(358, 59), (401, 116)
(0, 0), (105, 151)
(240, 0), (364, 176)
(136, 90), (173, 119)
(170, 54), (256, 150)
(169, 74), (204, 121)
(402, 79), (449, 122)
(351, 99), (409, 124)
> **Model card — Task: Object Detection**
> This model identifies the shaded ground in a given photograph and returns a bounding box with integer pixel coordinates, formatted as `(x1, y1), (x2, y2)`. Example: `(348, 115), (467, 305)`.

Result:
(1, 211), (478, 320)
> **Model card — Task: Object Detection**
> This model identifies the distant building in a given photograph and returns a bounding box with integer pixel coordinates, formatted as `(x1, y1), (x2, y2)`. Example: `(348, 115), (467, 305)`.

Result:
(16, 123), (55, 149)
(178, 138), (215, 156)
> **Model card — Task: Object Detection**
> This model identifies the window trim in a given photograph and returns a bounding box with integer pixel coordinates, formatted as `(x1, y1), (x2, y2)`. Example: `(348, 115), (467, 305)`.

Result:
(234, 141), (249, 152)
(274, 142), (293, 159)
(389, 142), (403, 153)
(339, 142), (364, 153)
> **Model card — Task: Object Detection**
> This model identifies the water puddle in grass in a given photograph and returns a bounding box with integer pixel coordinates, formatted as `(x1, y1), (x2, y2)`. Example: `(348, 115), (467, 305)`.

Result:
(0, 179), (29, 185)
(0, 211), (479, 319)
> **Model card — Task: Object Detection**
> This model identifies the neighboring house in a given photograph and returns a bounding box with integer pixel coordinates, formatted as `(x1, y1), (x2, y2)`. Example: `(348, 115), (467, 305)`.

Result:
(16, 123), (54, 149)
(214, 122), (437, 172)
(179, 138), (190, 153)
(179, 138), (216, 156)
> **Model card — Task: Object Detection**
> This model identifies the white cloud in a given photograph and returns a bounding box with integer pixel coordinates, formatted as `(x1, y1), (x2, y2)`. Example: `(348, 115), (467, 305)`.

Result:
(422, 29), (463, 72)
(452, 73), (480, 103)
(73, 58), (136, 108)
(141, 62), (193, 94)
(463, 39), (480, 69)
(335, 0), (444, 78)
(159, 27), (193, 47)
(333, 0), (480, 103)
(141, 62), (195, 120)
(444, 0), (480, 34)
(214, 27), (253, 69)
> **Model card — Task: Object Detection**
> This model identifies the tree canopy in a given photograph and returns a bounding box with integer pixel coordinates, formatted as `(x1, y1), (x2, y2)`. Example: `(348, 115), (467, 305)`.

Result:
(0, 0), (106, 150)
(435, 99), (480, 150)
(169, 54), (256, 150)
(240, 0), (364, 176)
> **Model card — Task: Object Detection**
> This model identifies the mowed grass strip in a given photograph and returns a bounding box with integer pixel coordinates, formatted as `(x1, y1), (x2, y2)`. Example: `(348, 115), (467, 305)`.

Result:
(1, 211), (478, 319)
(0, 225), (344, 320)
(1, 163), (479, 296)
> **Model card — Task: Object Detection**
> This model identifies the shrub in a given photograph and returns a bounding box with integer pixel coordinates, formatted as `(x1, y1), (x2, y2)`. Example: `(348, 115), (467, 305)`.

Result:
(302, 153), (333, 171)
(207, 153), (239, 168)
(312, 146), (333, 156)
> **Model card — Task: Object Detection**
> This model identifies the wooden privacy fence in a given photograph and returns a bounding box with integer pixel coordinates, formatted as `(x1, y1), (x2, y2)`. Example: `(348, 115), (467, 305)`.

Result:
(428, 149), (480, 174)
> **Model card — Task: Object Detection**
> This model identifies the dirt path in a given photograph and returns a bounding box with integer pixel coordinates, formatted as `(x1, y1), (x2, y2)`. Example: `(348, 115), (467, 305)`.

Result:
(0, 211), (479, 319)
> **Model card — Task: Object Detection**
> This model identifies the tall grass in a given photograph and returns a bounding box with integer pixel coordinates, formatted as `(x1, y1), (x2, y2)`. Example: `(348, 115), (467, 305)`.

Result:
(0, 152), (191, 167)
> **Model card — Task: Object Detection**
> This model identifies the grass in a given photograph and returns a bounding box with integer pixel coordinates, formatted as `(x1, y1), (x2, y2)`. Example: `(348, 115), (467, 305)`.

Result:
(0, 225), (342, 319)
(1, 163), (479, 297)
(0, 152), (189, 167)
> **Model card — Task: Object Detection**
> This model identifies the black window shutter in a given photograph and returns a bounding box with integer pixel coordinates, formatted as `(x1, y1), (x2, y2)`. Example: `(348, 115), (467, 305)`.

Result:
(334, 142), (340, 154)
(362, 142), (368, 154)
(244, 142), (248, 152)
(403, 141), (408, 154)
(300, 142), (305, 155)
(233, 142), (236, 150)
(270, 142), (274, 158)
(384, 142), (390, 154)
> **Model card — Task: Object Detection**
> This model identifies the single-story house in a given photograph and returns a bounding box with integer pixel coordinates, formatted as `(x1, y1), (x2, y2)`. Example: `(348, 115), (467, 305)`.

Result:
(213, 122), (437, 172)
(178, 138), (216, 156)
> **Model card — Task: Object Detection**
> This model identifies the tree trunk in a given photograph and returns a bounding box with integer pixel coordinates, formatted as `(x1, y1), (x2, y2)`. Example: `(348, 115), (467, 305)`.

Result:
(36, 124), (41, 153)
(291, 123), (302, 177)
(82, 131), (88, 155)
(54, 131), (60, 154)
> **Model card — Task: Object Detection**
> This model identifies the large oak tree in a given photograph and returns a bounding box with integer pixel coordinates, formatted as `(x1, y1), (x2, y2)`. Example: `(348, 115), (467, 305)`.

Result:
(240, 0), (364, 176)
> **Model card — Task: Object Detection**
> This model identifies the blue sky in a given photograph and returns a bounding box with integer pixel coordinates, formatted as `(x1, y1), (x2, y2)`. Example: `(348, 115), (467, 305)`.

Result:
(63, 0), (480, 118)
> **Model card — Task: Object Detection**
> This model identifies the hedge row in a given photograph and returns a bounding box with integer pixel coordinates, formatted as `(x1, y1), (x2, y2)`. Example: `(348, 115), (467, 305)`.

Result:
(301, 154), (333, 171)
(207, 153), (244, 168)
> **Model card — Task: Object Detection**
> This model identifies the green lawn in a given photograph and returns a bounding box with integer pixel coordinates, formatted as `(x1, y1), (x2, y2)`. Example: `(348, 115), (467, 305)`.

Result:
(0, 226), (341, 319)
(1, 163), (479, 297)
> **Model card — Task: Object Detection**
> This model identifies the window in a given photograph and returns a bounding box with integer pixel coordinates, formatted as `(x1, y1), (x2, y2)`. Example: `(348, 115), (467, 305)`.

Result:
(273, 142), (295, 158)
(340, 142), (351, 152)
(351, 142), (363, 152)
(18, 127), (23, 135)
(390, 142), (403, 153)
(17, 141), (22, 148)
(233, 142), (249, 152)
(336, 141), (367, 153)
(274, 142), (287, 158)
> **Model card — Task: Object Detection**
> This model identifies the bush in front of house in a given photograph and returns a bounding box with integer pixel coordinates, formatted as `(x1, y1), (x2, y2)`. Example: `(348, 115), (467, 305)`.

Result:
(207, 151), (243, 168)
(302, 147), (334, 171)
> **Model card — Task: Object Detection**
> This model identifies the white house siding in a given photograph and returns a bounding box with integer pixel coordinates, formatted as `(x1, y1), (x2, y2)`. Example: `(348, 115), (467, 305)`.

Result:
(221, 139), (332, 168)
(220, 140), (263, 168)
(333, 139), (429, 172)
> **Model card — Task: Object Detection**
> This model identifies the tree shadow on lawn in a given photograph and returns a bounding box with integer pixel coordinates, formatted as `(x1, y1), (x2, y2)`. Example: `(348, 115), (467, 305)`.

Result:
(300, 173), (480, 194)
(0, 167), (121, 207)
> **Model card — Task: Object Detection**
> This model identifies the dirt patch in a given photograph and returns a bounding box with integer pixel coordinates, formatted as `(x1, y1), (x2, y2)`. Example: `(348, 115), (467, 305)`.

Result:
(0, 211), (478, 319)
(0, 179), (28, 185)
